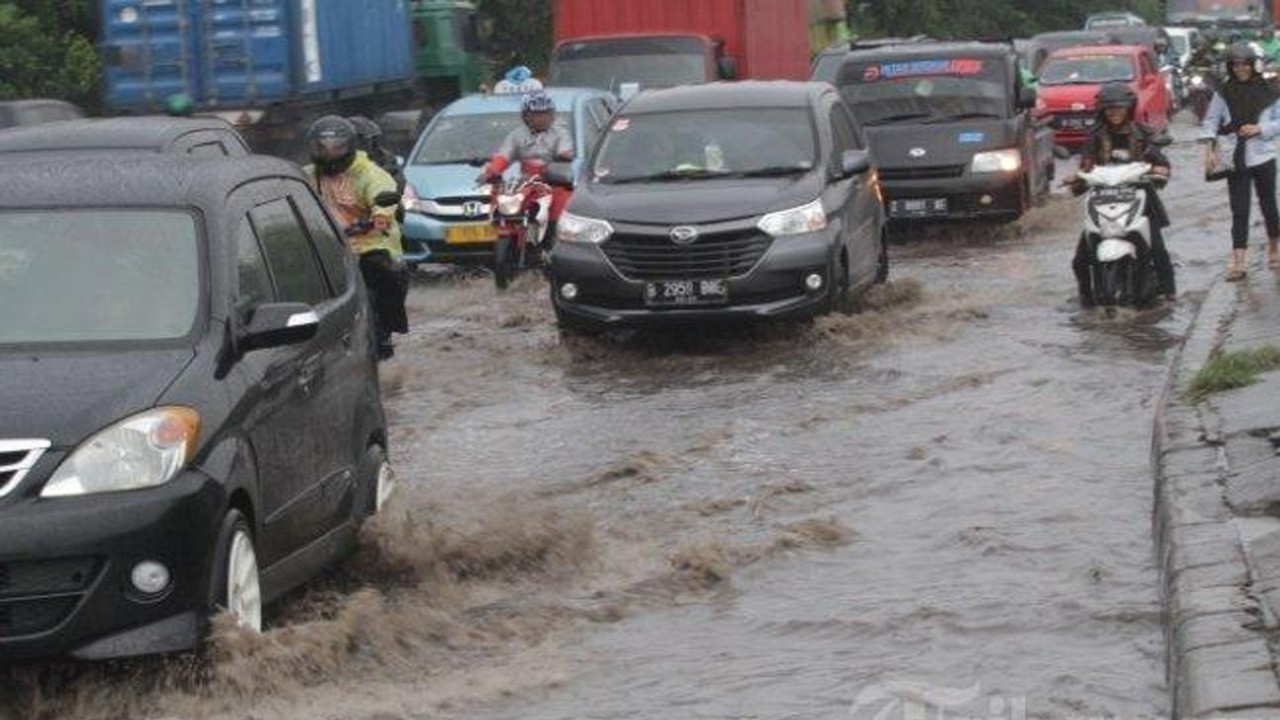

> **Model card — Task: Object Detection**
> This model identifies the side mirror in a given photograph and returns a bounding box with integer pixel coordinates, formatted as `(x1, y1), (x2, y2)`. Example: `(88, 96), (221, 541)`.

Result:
(395, 155), (406, 170)
(1052, 145), (1073, 159)
(838, 149), (872, 178)
(717, 56), (737, 80)
(241, 302), (318, 353)
(1017, 85), (1037, 108)
(543, 162), (576, 189)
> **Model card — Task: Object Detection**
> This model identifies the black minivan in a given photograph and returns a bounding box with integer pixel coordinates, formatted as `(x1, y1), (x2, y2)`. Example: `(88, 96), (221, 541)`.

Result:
(549, 81), (887, 333)
(0, 154), (391, 660)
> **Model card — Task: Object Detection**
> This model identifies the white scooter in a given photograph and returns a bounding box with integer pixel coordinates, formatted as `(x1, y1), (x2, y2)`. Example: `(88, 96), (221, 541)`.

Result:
(1073, 158), (1165, 308)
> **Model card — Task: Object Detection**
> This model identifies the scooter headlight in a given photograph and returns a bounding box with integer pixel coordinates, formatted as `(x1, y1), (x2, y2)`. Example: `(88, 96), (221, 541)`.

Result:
(496, 194), (523, 216)
(1189, 74), (1205, 87)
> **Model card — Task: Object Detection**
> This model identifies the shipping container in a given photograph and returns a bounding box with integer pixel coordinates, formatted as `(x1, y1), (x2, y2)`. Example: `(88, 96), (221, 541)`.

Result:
(101, 0), (416, 114)
(550, 0), (810, 87)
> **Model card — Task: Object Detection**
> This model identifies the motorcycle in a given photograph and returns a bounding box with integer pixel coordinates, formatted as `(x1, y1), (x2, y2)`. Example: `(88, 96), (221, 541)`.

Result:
(1185, 65), (1217, 122)
(344, 190), (408, 360)
(1073, 160), (1166, 308)
(481, 160), (574, 290)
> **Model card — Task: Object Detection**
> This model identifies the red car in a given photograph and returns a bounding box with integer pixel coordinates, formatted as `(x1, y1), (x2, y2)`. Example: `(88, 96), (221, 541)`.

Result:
(1032, 44), (1170, 149)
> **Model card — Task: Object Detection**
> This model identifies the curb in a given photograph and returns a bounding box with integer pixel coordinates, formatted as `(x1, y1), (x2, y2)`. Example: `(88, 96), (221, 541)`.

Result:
(1153, 279), (1280, 719)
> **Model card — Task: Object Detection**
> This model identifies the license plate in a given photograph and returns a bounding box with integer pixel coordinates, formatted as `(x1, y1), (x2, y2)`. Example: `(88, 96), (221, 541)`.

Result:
(1093, 187), (1137, 202)
(644, 279), (729, 307)
(444, 223), (498, 244)
(1059, 117), (1094, 130)
(889, 198), (948, 217)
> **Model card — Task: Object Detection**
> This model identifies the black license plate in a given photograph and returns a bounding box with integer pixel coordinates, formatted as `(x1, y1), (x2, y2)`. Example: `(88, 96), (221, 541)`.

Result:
(1058, 117), (1094, 130)
(644, 279), (729, 307)
(889, 197), (949, 218)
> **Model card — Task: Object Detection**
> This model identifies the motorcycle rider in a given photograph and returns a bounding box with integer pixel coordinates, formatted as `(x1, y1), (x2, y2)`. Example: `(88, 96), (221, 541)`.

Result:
(476, 90), (574, 246)
(305, 115), (408, 360)
(1067, 82), (1175, 305)
(348, 115), (405, 191)
(1201, 41), (1280, 279)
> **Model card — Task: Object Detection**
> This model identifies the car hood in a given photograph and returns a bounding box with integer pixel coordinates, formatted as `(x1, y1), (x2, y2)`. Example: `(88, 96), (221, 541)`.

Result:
(403, 163), (487, 199)
(572, 173), (823, 225)
(865, 119), (1019, 170)
(0, 348), (194, 447)
(1038, 83), (1111, 110)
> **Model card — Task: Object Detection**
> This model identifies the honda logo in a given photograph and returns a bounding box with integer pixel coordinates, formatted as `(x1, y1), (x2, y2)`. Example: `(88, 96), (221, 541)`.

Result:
(461, 201), (485, 218)
(908, 147), (927, 158)
(669, 226), (699, 245)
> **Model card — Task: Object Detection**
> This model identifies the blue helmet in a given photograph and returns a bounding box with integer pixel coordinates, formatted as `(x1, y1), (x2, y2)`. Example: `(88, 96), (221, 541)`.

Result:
(522, 90), (555, 114)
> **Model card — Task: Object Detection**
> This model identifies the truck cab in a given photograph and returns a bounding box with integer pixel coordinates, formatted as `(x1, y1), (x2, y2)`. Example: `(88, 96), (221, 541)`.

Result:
(833, 41), (1055, 223)
(411, 0), (490, 100)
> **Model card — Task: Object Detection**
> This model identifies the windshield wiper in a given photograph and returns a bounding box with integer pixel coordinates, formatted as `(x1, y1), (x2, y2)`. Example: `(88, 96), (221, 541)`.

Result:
(607, 168), (731, 184)
(729, 165), (812, 178)
(864, 112), (933, 126)
(926, 111), (1003, 123)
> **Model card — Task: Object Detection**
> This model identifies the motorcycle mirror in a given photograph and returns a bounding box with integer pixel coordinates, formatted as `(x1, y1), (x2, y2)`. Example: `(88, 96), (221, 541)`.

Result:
(1052, 145), (1073, 160)
(372, 190), (402, 208)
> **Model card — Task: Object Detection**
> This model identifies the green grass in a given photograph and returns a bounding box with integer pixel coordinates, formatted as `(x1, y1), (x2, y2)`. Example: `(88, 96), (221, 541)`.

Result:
(1185, 345), (1280, 404)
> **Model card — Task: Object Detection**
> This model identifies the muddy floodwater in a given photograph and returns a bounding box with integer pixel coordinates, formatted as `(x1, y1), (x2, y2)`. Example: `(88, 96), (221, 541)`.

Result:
(1, 119), (1243, 719)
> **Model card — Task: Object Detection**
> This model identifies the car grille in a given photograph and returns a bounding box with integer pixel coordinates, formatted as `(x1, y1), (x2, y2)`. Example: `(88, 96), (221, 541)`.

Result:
(0, 439), (49, 498)
(0, 557), (101, 638)
(423, 195), (491, 221)
(878, 165), (967, 181)
(602, 229), (773, 281)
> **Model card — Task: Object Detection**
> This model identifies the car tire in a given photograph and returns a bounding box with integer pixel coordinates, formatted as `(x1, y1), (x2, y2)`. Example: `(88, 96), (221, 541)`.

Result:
(550, 285), (603, 337)
(354, 444), (393, 521)
(210, 509), (262, 633)
(875, 234), (890, 284)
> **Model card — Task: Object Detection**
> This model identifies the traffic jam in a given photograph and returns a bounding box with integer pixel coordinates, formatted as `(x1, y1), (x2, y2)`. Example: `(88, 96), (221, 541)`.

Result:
(1, 0), (1278, 718)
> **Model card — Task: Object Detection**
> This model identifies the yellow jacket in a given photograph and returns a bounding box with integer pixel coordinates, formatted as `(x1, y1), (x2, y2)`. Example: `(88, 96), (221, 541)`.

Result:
(306, 151), (402, 258)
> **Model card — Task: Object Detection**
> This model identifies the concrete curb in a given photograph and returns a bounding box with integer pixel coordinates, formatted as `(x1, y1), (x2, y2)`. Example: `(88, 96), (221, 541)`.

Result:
(1153, 279), (1280, 719)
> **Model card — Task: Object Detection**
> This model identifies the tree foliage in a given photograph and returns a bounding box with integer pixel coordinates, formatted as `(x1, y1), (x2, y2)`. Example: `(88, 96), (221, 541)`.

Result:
(0, 0), (98, 106)
(475, 0), (553, 76)
(852, 0), (1166, 39)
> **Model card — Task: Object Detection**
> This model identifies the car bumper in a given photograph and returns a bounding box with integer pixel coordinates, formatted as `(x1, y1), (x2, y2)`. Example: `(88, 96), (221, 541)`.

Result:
(881, 171), (1024, 221)
(0, 471), (225, 660)
(401, 210), (496, 265)
(549, 230), (837, 328)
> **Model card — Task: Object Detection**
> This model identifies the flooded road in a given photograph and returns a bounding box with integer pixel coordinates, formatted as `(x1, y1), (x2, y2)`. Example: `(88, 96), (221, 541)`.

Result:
(1, 118), (1243, 719)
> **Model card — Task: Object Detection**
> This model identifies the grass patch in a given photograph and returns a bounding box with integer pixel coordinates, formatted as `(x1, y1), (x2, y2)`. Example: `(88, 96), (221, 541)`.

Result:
(1185, 345), (1280, 403)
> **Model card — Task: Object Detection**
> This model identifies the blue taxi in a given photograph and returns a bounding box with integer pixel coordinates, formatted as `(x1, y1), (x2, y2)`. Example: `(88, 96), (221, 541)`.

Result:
(400, 86), (617, 266)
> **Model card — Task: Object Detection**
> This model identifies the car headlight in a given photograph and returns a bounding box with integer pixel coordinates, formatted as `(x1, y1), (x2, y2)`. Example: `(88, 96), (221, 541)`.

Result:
(757, 198), (827, 237)
(401, 185), (438, 214)
(971, 148), (1022, 174)
(556, 211), (614, 245)
(41, 407), (201, 497)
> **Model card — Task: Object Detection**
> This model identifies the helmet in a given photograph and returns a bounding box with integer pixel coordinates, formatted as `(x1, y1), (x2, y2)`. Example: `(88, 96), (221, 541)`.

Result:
(1226, 41), (1260, 69)
(1096, 82), (1137, 113)
(306, 115), (358, 175)
(522, 90), (556, 114)
(347, 115), (382, 144)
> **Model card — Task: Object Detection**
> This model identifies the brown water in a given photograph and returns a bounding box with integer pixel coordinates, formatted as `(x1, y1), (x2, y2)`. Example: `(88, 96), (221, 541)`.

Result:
(0, 120), (1236, 720)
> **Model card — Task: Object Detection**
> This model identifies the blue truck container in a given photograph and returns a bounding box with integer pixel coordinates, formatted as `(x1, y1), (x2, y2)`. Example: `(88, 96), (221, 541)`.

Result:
(101, 0), (416, 114)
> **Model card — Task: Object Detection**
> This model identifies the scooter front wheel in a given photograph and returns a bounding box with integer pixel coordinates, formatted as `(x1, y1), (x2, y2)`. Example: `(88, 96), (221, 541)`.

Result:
(493, 236), (514, 290)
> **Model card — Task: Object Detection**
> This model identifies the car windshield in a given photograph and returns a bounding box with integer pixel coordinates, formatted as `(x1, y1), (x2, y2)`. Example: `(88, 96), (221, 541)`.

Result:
(550, 37), (708, 91)
(413, 111), (572, 165)
(1039, 55), (1136, 85)
(0, 209), (200, 344)
(838, 57), (1009, 125)
(593, 108), (816, 183)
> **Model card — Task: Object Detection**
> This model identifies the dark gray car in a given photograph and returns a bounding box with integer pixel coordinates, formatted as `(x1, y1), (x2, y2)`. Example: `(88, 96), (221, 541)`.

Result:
(549, 81), (887, 333)
(0, 116), (250, 158)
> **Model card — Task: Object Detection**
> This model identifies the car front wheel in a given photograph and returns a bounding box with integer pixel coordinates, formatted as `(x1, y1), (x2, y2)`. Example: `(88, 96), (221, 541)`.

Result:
(211, 509), (262, 632)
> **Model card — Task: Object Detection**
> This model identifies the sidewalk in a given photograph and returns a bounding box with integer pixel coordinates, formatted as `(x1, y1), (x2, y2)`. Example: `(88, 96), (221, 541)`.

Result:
(1154, 263), (1280, 718)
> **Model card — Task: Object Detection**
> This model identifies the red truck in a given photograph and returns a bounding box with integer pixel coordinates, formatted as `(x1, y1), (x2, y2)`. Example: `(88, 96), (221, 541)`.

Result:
(548, 0), (810, 94)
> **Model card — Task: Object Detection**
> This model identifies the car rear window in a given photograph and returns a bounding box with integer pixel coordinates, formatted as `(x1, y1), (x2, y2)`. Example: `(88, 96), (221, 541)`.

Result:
(1039, 54), (1136, 85)
(592, 108), (817, 183)
(0, 209), (201, 344)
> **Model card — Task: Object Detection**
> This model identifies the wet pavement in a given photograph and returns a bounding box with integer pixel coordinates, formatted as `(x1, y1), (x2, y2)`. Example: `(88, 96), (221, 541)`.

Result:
(0, 116), (1254, 719)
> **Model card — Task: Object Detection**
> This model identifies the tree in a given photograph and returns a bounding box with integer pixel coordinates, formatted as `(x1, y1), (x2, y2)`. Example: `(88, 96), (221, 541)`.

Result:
(475, 0), (553, 77)
(0, 1), (98, 107)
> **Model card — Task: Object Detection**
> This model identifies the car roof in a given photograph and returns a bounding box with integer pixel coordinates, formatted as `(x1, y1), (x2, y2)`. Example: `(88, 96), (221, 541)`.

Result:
(442, 87), (610, 115)
(0, 154), (305, 210)
(620, 81), (827, 113)
(844, 40), (1014, 61)
(0, 116), (249, 155)
(0, 99), (82, 111)
(1048, 43), (1146, 58)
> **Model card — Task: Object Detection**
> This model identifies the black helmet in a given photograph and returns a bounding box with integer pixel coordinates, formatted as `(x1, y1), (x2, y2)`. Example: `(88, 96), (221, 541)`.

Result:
(1096, 82), (1137, 114)
(306, 115), (358, 175)
(347, 115), (382, 145)
(1226, 41), (1260, 70)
